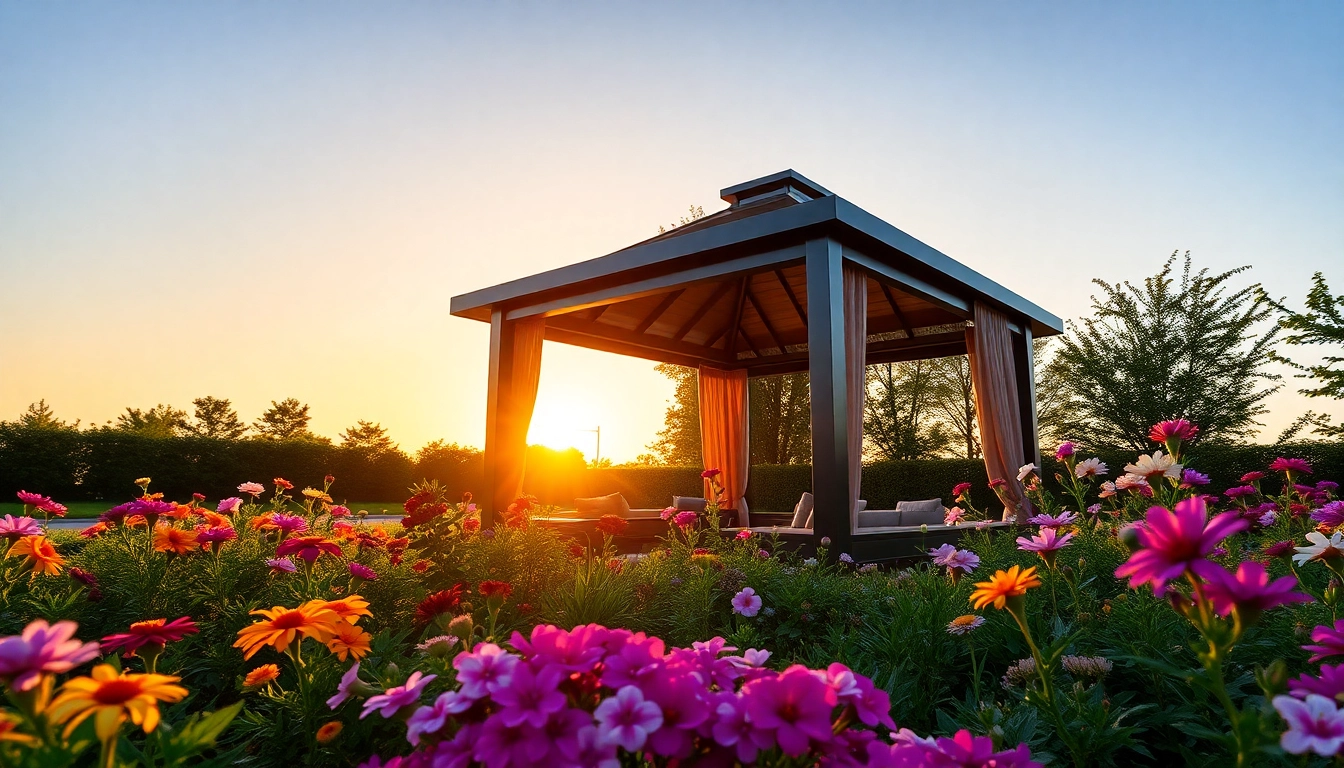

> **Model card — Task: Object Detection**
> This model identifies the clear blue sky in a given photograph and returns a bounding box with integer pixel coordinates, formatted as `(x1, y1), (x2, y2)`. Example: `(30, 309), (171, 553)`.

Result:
(1, 2), (1340, 460)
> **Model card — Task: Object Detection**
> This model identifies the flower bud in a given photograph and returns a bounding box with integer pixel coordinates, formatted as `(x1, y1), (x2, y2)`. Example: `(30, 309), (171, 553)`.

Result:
(819, 536), (831, 548)
(1117, 524), (1142, 553)
(1060, 565), (1076, 586)
(1256, 660), (1289, 698)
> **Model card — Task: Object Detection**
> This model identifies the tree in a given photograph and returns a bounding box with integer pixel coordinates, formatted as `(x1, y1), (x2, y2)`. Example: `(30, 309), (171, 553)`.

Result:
(115, 404), (187, 437)
(16, 400), (78, 430)
(340, 420), (397, 454)
(1052, 252), (1280, 449)
(253, 398), (314, 440)
(1033, 338), (1072, 449)
(646, 364), (702, 466)
(750, 374), (811, 465)
(863, 360), (949, 460)
(183, 396), (247, 439)
(925, 356), (978, 459)
(1268, 272), (1344, 438)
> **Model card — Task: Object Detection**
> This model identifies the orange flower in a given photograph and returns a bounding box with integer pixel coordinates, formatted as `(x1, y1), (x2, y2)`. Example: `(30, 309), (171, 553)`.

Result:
(315, 720), (343, 743)
(6, 535), (63, 577)
(250, 512), (278, 532)
(970, 565), (1042, 611)
(125, 515), (148, 529)
(153, 525), (198, 556)
(242, 664), (281, 689)
(200, 511), (231, 529)
(233, 603), (341, 660)
(48, 664), (187, 740)
(166, 504), (193, 521)
(324, 623), (372, 662)
(310, 595), (371, 625)
(80, 522), (110, 539)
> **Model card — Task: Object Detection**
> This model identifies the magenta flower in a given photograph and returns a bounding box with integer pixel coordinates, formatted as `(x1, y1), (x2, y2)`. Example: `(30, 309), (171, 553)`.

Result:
(712, 692), (772, 763)
(15, 490), (50, 507)
(1241, 471), (1266, 483)
(1289, 665), (1344, 701)
(0, 515), (41, 542)
(1114, 497), (1248, 594)
(1273, 694), (1344, 756)
(952, 482), (973, 498)
(0, 619), (100, 692)
(1271, 457), (1313, 476)
(472, 713), (550, 766)
(928, 730), (1043, 768)
(266, 557), (297, 574)
(330, 505), (351, 517)
(642, 668), (710, 757)
(731, 587), (763, 618)
(1314, 501), (1344, 528)
(734, 529), (753, 541)
(360, 671), (436, 719)
(237, 482), (265, 497)
(328, 662), (373, 709)
(567, 725), (618, 768)
(405, 692), (464, 746)
(1304, 621), (1344, 663)
(349, 562), (378, 581)
(826, 662), (895, 729)
(593, 685), (663, 752)
(216, 497), (243, 514)
(741, 664), (837, 756)
(1223, 486), (1258, 500)
(673, 510), (697, 528)
(1180, 469), (1211, 488)
(491, 663), (567, 728)
(1320, 481), (1340, 494)
(39, 501), (66, 517)
(194, 525), (237, 551)
(1263, 540), (1296, 560)
(1149, 419), (1199, 444)
(452, 643), (518, 700)
(1027, 510), (1078, 528)
(270, 513), (308, 535)
(1054, 442), (1075, 460)
(1016, 528), (1074, 568)
(1199, 561), (1311, 623)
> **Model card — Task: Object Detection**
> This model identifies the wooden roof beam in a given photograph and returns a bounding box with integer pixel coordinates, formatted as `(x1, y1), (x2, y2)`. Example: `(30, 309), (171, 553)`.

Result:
(633, 289), (686, 335)
(745, 286), (787, 353)
(725, 277), (749, 357)
(775, 268), (808, 326)
(672, 281), (735, 341)
(878, 282), (916, 339)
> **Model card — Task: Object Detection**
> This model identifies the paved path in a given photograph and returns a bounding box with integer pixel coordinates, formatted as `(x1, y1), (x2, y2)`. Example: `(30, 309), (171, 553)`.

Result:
(44, 515), (405, 531)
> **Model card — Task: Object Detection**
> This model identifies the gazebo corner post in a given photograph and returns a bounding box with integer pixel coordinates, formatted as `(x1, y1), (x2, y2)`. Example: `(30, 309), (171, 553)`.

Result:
(804, 238), (854, 559)
(1012, 324), (1041, 475)
(482, 308), (518, 530)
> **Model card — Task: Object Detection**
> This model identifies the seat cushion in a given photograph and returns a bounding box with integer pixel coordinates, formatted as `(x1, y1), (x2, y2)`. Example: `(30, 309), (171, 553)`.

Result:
(897, 499), (946, 526)
(673, 496), (708, 513)
(790, 492), (814, 528)
(855, 499), (868, 512)
(857, 510), (902, 528)
(574, 492), (632, 518)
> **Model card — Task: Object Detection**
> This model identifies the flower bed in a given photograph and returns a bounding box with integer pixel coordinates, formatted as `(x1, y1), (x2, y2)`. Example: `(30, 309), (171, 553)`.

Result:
(1, 424), (1343, 766)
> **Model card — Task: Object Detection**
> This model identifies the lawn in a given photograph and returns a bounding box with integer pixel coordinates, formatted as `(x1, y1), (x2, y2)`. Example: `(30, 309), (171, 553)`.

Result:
(0, 501), (406, 519)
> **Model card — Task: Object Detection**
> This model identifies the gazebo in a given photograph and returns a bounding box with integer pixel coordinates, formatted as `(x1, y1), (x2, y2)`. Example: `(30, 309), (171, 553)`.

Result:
(449, 170), (1062, 560)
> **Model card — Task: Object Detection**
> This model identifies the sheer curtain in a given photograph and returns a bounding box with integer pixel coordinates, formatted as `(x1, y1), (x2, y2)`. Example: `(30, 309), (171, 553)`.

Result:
(697, 365), (750, 527)
(497, 316), (546, 508)
(843, 266), (868, 532)
(965, 303), (1033, 522)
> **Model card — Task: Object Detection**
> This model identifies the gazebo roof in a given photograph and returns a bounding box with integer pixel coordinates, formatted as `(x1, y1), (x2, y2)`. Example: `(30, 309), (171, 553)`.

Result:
(450, 170), (1062, 376)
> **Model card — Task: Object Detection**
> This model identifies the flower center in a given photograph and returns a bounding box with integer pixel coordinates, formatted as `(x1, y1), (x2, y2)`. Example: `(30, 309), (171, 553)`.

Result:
(93, 679), (144, 705)
(270, 611), (308, 630)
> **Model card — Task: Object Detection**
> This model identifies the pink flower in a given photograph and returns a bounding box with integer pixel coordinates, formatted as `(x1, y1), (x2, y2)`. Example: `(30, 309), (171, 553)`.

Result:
(1016, 528), (1074, 567)
(1054, 442), (1075, 460)
(473, 711), (550, 766)
(1271, 457), (1313, 476)
(741, 665), (837, 755)
(1241, 471), (1266, 483)
(825, 662), (895, 729)
(568, 725), (618, 768)
(330, 505), (351, 517)
(944, 507), (965, 525)
(918, 730), (1043, 768)
(216, 497), (243, 514)
(1027, 510), (1078, 528)
(0, 515), (41, 542)
(16, 490), (50, 507)
(731, 587), (763, 617)
(452, 643), (518, 700)
(270, 513), (308, 535)
(266, 557), (297, 574)
(195, 525), (237, 550)
(405, 692), (466, 746)
(237, 482), (265, 497)
(1114, 497), (1248, 594)
(1200, 561), (1311, 622)
(1149, 419), (1199, 444)
(593, 685), (663, 752)
(952, 482), (973, 498)
(349, 562), (378, 581)
(1224, 485), (1258, 499)
(0, 619), (100, 692)
(491, 663), (567, 728)
(276, 536), (342, 563)
(39, 501), (66, 517)
(360, 671), (436, 719)
(673, 511), (697, 528)
(642, 667), (709, 757)
(728, 648), (772, 668)
(1273, 694), (1344, 756)
(734, 530), (753, 541)
(1290, 665), (1344, 701)
(328, 662), (373, 709)
(1304, 621), (1344, 663)
(660, 507), (676, 521)
(929, 544), (980, 574)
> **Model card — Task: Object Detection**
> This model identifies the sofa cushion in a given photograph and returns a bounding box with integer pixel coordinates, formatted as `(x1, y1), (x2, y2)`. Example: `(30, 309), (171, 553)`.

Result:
(673, 496), (708, 513)
(897, 499), (946, 526)
(574, 492), (631, 518)
(790, 492), (814, 528)
(857, 510), (902, 528)
(855, 499), (868, 512)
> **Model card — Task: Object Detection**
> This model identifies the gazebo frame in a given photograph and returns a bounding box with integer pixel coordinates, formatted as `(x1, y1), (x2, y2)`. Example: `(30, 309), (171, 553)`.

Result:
(450, 170), (1062, 560)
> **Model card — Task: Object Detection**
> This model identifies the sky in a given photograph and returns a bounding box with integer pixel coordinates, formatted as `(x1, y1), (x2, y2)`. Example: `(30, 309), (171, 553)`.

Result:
(1, 2), (1341, 462)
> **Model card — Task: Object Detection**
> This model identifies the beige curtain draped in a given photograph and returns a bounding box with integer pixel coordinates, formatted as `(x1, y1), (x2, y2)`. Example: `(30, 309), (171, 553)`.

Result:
(495, 316), (546, 509)
(965, 303), (1032, 522)
(697, 365), (750, 527)
(843, 266), (867, 531)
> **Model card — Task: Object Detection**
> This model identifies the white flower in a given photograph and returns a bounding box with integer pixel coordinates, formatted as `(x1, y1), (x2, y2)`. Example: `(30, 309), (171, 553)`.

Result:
(1115, 473), (1151, 491)
(1294, 531), (1344, 565)
(1074, 458), (1108, 478)
(803, 557), (818, 567)
(1273, 694), (1344, 756)
(1017, 464), (1037, 482)
(1124, 451), (1182, 481)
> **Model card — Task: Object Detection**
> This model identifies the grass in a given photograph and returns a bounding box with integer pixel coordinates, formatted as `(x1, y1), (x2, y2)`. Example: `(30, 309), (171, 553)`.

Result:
(0, 501), (407, 520)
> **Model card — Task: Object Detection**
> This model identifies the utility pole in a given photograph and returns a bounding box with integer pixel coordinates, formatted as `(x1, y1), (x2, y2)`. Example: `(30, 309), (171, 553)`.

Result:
(580, 426), (601, 464)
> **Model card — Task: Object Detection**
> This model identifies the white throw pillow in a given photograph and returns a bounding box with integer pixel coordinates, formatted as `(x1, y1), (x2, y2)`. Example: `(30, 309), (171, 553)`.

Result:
(790, 492), (814, 528)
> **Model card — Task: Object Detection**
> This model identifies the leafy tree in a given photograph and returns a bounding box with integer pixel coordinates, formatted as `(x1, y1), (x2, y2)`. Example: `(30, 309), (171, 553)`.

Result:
(253, 398), (314, 440)
(925, 356), (978, 459)
(1033, 338), (1073, 449)
(1267, 272), (1344, 438)
(15, 400), (78, 430)
(647, 364), (702, 466)
(750, 374), (811, 465)
(864, 360), (949, 460)
(115, 404), (187, 437)
(183, 396), (247, 439)
(1052, 252), (1280, 449)
(340, 420), (397, 454)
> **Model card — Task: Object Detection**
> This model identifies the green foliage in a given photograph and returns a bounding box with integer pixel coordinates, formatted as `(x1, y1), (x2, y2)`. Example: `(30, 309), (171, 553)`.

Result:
(116, 404), (189, 438)
(183, 397), (247, 440)
(1268, 271), (1344, 438)
(251, 398), (317, 441)
(864, 360), (951, 460)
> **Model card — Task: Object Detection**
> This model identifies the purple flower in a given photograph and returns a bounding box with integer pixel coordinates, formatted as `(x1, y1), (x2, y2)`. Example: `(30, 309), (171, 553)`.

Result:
(452, 643), (518, 700)
(1273, 694), (1344, 756)
(405, 692), (464, 746)
(266, 557), (297, 574)
(1114, 497), (1248, 594)
(1304, 620), (1344, 663)
(0, 515), (41, 542)
(825, 662), (895, 729)
(564, 725), (617, 768)
(1180, 469), (1211, 488)
(593, 685), (663, 752)
(491, 663), (567, 728)
(360, 671), (436, 719)
(1271, 457), (1313, 476)
(217, 497), (243, 514)
(1027, 510), (1078, 528)
(270, 513), (308, 534)
(641, 667), (709, 757)
(711, 692), (772, 763)
(473, 713), (549, 767)
(673, 510), (698, 528)
(1314, 501), (1344, 528)
(1224, 486), (1258, 499)
(1319, 481), (1340, 494)
(741, 665), (837, 756)
(1290, 665), (1344, 701)
(0, 619), (100, 692)
(349, 562), (378, 581)
(328, 662), (371, 709)
(1054, 442), (1075, 460)
(1016, 528), (1074, 568)
(1200, 561), (1311, 623)
(929, 544), (980, 574)
(732, 587), (763, 618)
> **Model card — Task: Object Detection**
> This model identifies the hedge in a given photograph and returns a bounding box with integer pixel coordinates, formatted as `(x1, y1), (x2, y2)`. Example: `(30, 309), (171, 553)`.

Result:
(2, 422), (1340, 513)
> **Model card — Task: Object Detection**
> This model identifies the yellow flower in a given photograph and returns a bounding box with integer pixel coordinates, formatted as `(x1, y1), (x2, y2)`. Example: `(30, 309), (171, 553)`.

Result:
(325, 623), (372, 662)
(134, 478), (152, 488)
(970, 565), (1042, 610)
(0, 711), (36, 745)
(48, 664), (187, 740)
(315, 720), (343, 743)
(153, 525), (198, 556)
(233, 604), (341, 660)
(302, 488), (333, 503)
(243, 664), (281, 689)
(6, 535), (64, 577)
(309, 595), (372, 625)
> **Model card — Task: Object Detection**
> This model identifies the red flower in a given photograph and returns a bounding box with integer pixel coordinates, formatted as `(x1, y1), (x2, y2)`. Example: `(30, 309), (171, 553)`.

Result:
(191, 493), (206, 501)
(701, 468), (722, 480)
(403, 489), (433, 516)
(101, 617), (199, 657)
(415, 586), (465, 625)
(569, 544), (585, 558)
(988, 478), (1007, 489)
(595, 515), (628, 536)
(411, 559), (430, 573)
(275, 536), (343, 563)
(274, 478), (293, 490)
(386, 537), (409, 556)
(403, 502), (449, 530)
(1149, 419), (1199, 444)
(324, 475), (336, 486)
(462, 517), (480, 534)
(479, 580), (513, 599)
(507, 495), (538, 515)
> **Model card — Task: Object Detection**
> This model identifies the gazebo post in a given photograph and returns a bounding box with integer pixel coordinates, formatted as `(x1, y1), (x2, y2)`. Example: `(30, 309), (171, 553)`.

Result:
(482, 308), (518, 529)
(805, 238), (853, 556)
(1013, 325), (1041, 473)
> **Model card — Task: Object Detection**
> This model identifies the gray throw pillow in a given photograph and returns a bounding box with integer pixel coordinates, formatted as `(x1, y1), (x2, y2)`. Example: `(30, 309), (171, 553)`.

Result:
(790, 492), (814, 528)
(857, 510), (902, 528)
(673, 496), (708, 513)
(897, 498), (945, 526)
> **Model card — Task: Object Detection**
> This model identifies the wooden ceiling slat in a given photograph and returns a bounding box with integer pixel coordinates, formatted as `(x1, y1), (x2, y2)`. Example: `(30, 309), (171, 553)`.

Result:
(746, 285), (786, 352)
(878, 282), (915, 338)
(672, 281), (736, 342)
(633, 289), (686, 336)
(776, 268), (808, 326)
(725, 278), (749, 358)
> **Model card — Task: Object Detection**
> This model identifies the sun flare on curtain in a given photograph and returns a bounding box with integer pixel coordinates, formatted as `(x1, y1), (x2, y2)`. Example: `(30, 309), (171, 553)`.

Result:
(965, 303), (1033, 522)
(495, 316), (546, 509)
(697, 365), (750, 527)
